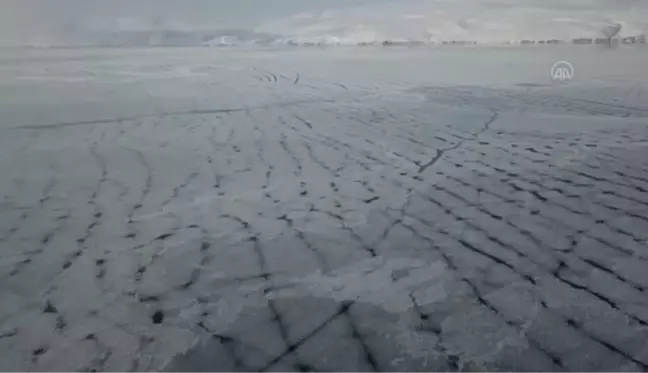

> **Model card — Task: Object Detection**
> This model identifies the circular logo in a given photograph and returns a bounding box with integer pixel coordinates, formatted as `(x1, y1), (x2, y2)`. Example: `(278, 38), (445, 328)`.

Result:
(551, 61), (575, 82)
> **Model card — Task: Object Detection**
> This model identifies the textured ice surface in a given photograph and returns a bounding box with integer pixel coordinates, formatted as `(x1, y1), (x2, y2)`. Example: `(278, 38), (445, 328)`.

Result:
(1, 46), (648, 371)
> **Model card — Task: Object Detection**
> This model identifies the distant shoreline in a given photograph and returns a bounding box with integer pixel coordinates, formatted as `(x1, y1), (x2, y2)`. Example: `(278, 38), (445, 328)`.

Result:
(2, 34), (646, 49)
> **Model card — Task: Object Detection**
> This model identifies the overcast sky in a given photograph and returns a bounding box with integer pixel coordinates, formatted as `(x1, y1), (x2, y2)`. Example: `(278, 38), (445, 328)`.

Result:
(1, 0), (646, 44)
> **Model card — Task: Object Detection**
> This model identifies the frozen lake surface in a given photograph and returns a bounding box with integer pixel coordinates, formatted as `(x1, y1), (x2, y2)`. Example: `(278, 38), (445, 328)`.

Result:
(1, 46), (648, 371)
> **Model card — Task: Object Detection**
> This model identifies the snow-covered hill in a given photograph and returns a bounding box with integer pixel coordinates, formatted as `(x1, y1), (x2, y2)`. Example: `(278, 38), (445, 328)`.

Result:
(255, 0), (647, 46)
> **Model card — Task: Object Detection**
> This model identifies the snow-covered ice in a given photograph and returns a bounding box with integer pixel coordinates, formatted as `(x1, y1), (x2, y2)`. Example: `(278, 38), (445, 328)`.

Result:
(1, 46), (648, 371)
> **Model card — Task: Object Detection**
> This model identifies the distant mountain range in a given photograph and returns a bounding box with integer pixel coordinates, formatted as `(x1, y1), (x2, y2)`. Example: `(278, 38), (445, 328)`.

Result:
(22, 28), (647, 48)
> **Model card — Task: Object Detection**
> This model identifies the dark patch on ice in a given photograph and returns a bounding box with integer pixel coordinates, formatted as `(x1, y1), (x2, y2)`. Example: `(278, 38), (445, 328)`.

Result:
(140, 295), (161, 303)
(155, 232), (174, 241)
(364, 196), (380, 204)
(516, 83), (549, 88)
(43, 300), (58, 314)
(32, 346), (47, 356)
(152, 310), (165, 324)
